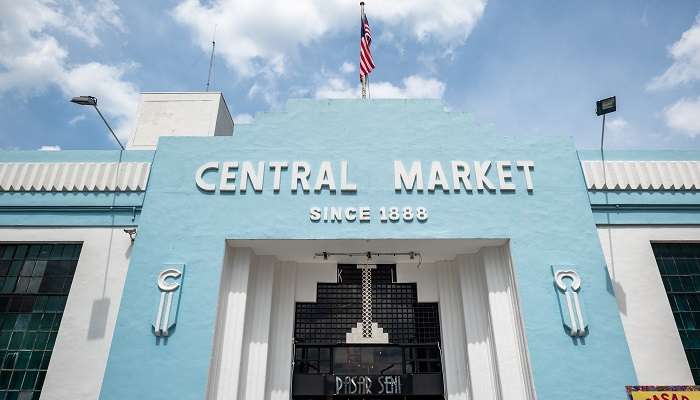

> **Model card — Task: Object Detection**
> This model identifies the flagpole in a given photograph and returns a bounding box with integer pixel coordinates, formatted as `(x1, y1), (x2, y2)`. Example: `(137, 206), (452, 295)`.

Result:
(360, 1), (366, 99)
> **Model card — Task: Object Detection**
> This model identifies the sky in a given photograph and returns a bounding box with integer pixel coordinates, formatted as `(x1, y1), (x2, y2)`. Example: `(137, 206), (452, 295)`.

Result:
(0, 0), (699, 151)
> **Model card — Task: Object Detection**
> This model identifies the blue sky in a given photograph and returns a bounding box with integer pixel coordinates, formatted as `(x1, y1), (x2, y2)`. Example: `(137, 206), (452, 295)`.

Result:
(0, 0), (699, 151)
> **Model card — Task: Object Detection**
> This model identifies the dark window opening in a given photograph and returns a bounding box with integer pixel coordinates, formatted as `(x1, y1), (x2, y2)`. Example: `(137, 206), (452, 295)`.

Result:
(0, 243), (81, 400)
(653, 243), (700, 383)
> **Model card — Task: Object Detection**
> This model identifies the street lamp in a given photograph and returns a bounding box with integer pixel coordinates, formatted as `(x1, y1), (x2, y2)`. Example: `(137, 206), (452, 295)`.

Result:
(596, 96), (617, 193)
(596, 96), (617, 154)
(596, 96), (616, 151)
(70, 95), (125, 150)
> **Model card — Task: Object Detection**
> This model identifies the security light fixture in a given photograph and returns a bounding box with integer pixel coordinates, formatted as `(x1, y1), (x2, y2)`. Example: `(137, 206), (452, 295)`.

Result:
(596, 96), (616, 116)
(70, 95), (125, 150)
(70, 96), (97, 106)
(123, 228), (137, 242)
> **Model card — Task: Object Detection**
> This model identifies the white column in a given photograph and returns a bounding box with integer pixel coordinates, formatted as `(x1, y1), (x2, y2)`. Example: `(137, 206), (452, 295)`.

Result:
(437, 260), (471, 400)
(266, 262), (298, 400)
(208, 247), (253, 400)
(241, 256), (275, 399)
(483, 246), (535, 400)
(457, 254), (501, 400)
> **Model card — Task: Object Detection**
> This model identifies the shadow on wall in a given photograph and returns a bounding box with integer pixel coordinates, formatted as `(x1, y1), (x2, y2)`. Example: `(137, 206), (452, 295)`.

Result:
(603, 225), (628, 316)
(87, 230), (134, 341)
(88, 297), (111, 340)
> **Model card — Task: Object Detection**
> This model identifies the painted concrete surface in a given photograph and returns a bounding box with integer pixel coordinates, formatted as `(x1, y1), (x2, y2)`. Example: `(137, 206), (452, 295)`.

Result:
(579, 150), (700, 225)
(128, 92), (233, 150)
(0, 150), (153, 226)
(598, 226), (698, 385)
(99, 100), (636, 399)
(0, 227), (132, 400)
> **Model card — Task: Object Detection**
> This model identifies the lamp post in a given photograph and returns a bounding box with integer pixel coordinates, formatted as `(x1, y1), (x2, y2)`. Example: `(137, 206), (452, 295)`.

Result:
(70, 96), (125, 150)
(596, 96), (617, 194)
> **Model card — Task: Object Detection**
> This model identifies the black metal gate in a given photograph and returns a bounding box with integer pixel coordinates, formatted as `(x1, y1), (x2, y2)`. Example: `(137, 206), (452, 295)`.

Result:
(292, 264), (444, 399)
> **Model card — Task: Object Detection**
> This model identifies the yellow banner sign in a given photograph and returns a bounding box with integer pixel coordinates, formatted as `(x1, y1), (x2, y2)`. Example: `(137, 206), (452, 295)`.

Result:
(630, 392), (700, 400)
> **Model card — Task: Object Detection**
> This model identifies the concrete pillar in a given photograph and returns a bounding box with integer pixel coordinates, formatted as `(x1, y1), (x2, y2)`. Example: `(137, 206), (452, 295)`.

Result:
(483, 246), (535, 400)
(457, 254), (501, 399)
(240, 256), (275, 399)
(437, 260), (471, 400)
(208, 247), (253, 400)
(265, 262), (298, 400)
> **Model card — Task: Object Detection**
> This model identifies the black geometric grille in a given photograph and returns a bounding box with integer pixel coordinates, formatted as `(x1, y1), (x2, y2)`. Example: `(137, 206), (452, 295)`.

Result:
(653, 243), (700, 384)
(294, 264), (441, 344)
(0, 243), (81, 400)
(337, 264), (395, 284)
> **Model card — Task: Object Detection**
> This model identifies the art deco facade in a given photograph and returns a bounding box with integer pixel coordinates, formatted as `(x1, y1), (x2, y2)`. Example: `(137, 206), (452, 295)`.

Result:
(0, 92), (698, 399)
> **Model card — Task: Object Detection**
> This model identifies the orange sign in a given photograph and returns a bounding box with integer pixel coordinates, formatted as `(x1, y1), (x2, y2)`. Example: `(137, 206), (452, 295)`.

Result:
(627, 387), (700, 400)
(629, 392), (699, 400)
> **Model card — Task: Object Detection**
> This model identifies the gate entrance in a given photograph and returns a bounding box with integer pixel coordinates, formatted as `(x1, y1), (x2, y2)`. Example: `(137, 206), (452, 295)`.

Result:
(292, 264), (444, 399)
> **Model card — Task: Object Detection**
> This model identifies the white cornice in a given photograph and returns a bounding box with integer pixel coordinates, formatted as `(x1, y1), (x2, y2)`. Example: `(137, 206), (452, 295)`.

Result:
(0, 162), (150, 192)
(581, 160), (700, 190)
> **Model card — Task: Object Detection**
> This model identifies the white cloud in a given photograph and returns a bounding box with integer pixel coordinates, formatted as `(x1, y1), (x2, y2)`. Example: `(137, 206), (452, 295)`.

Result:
(0, 1), (138, 141)
(247, 81), (281, 108)
(61, 0), (126, 47)
(60, 62), (139, 138)
(38, 145), (61, 151)
(234, 113), (254, 124)
(340, 61), (355, 74)
(316, 78), (357, 99)
(607, 117), (629, 130)
(663, 96), (700, 137)
(648, 14), (700, 90)
(68, 114), (86, 125)
(602, 116), (638, 147)
(173, 0), (486, 78)
(372, 76), (446, 99)
(316, 75), (445, 99)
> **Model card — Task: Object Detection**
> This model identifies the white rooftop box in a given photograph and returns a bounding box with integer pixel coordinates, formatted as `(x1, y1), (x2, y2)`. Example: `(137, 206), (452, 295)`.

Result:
(127, 92), (234, 150)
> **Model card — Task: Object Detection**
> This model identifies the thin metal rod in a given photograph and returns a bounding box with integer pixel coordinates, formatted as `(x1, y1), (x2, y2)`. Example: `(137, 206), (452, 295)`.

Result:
(361, 75), (366, 99)
(206, 39), (216, 91)
(600, 113), (607, 192)
(360, 2), (366, 99)
(367, 74), (370, 99)
(600, 113), (606, 153)
(92, 105), (124, 150)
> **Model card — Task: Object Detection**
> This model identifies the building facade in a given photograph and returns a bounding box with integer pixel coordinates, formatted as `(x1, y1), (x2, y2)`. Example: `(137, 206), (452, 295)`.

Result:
(0, 92), (698, 399)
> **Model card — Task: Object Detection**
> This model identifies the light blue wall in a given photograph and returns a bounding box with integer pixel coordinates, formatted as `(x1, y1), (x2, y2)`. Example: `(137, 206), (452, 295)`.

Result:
(0, 150), (153, 226)
(96, 100), (636, 399)
(579, 150), (700, 225)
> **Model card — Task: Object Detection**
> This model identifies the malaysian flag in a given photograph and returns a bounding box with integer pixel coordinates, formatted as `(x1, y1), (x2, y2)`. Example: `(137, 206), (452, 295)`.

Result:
(359, 9), (375, 79)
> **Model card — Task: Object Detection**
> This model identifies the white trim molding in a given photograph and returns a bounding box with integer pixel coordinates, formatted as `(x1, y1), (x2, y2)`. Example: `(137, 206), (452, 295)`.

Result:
(553, 269), (587, 337)
(581, 160), (700, 190)
(0, 227), (132, 400)
(153, 266), (185, 337)
(0, 162), (150, 192)
(597, 226), (697, 385)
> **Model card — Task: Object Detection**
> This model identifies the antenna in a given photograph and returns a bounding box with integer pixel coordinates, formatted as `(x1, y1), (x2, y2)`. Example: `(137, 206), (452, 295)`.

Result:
(206, 26), (217, 91)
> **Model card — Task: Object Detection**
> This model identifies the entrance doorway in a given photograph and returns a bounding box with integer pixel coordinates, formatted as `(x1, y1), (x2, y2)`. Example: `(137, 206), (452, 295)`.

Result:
(292, 264), (444, 399)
